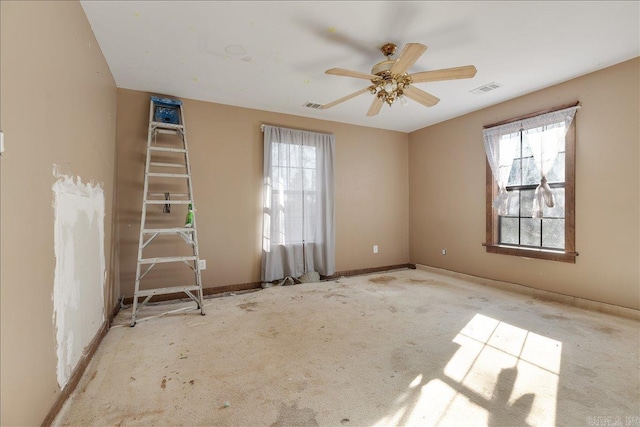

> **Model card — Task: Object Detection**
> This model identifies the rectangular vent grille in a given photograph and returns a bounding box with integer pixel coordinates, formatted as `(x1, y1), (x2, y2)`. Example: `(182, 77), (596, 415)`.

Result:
(470, 82), (502, 95)
(304, 102), (323, 109)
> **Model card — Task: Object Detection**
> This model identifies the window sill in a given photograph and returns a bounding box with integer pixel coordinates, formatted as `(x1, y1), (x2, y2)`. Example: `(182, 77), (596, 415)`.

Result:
(482, 243), (577, 263)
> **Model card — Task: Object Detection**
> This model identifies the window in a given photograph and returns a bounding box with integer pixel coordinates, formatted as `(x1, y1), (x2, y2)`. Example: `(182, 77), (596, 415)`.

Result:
(483, 104), (578, 263)
(262, 125), (335, 282)
(270, 142), (317, 245)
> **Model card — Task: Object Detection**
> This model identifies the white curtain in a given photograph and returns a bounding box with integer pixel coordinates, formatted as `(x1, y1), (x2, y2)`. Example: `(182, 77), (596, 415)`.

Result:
(483, 125), (521, 215)
(261, 125), (335, 282)
(524, 108), (578, 218)
(483, 106), (578, 216)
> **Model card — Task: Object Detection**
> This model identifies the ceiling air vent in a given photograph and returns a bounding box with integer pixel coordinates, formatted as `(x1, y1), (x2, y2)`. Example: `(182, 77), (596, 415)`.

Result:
(303, 102), (324, 109)
(470, 82), (502, 95)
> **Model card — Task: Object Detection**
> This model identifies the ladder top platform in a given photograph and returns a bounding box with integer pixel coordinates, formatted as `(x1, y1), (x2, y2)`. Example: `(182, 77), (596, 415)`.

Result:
(151, 96), (182, 107)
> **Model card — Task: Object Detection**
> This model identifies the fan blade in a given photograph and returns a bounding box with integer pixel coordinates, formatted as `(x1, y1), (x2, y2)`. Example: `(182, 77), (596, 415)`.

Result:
(326, 68), (378, 80)
(390, 43), (427, 75)
(367, 96), (384, 117)
(404, 86), (440, 108)
(410, 65), (477, 83)
(321, 87), (370, 109)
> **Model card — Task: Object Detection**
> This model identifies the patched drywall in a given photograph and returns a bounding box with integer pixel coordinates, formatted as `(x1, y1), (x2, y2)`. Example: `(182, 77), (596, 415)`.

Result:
(52, 169), (106, 388)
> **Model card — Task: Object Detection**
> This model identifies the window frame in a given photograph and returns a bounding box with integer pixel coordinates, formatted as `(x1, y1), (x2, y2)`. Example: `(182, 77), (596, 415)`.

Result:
(483, 103), (578, 263)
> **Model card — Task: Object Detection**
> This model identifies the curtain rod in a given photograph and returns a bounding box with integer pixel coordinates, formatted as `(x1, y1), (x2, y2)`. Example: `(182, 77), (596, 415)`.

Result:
(483, 101), (581, 130)
(260, 123), (334, 136)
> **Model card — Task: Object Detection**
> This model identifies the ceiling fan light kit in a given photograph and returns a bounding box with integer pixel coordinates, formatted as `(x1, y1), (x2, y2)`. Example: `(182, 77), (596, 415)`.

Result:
(322, 42), (477, 117)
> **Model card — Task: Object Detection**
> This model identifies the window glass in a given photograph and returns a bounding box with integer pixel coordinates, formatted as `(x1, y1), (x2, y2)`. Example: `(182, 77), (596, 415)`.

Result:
(500, 218), (519, 245)
(542, 219), (565, 249)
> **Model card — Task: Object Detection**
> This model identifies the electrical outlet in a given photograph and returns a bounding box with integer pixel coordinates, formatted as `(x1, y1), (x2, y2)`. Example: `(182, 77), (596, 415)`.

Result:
(198, 259), (207, 270)
(442, 249), (447, 255)
(373, 245), (379, 254)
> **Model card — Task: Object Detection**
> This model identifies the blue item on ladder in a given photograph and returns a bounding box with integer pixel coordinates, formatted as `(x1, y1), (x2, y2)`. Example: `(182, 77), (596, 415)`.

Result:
(151, 96), (182, 124)
(151, 96), (182, 107)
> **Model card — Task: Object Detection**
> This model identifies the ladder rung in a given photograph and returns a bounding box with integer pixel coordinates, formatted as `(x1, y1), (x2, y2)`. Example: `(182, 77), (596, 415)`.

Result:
(149, 146), (187, 153)
(156, 129), (180, 135)
(151, 122), (184, 130)
(150, 162), (185, 168)
(136, 285), (201, 297)
(145, 200), (192, 204)
(139, 256), (197, 264)
(147, 172), (190, 178)
(148, 192), (189, 197)
(142, 228), (195, 234)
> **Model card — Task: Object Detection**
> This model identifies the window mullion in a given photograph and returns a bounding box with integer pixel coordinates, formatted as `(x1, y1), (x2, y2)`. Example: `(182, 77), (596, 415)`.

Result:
(518, 131), (523, 246)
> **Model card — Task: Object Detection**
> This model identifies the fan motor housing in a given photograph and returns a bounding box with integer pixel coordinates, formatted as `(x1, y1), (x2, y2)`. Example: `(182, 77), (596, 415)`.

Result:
(371, 60), (395, 76)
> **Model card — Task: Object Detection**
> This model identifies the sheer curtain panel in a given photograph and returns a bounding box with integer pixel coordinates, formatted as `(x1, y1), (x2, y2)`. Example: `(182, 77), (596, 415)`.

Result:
(261, 125), (335, 282)
(483, 125), (520, 215)
(523, 108), (578, 218)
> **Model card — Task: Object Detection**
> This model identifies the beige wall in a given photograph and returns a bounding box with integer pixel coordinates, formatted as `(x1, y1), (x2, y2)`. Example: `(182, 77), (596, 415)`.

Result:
(0, 1), (117, 425)
(409, 58), (640, 310)
(116, 89), (409, 297)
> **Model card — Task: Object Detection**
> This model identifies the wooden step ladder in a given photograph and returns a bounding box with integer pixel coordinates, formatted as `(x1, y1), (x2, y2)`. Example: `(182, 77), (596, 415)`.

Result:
(131, 96), (205, 326)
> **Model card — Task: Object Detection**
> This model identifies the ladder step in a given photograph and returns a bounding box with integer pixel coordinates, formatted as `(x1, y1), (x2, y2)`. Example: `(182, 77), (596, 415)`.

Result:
(136, 285), (201, 297)
(145, 200), (192, 205)
(143, 228), (195, 234)
(147, 172), (190, 178)
(149, 146), (187, 153)
(151, 121), (184, 130)
(150, 162), (185, 168)
(140, 256), (197, 264)
(148, 192), (189, 197)
(156, 129), (181, 135)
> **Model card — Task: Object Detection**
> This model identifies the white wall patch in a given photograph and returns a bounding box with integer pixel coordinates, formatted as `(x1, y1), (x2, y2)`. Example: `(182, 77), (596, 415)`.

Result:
(52, 168), (106, 388)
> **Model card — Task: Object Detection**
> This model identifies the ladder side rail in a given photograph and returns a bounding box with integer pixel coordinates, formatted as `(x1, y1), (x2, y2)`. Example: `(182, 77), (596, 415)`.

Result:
(132, 100), (157, 326)
(179, 103), (205, 313)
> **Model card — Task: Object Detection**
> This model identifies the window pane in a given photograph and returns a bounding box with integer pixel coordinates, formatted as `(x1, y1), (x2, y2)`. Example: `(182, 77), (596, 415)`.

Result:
(500, 217), (519, 245)
(522, 140), (533, 158)
(272, 144), (281, 167)
(305, 193), (317, 212)
(303, 169), (316, 191)
(542, 219), (565, 249)
(287, 169), (301, 190)
(506, 190), (520, 216)
(302, 146), (316, 169)
(508, 159), (521, 186)
(285, 191), (302, 213)
(513, 138), (521, 158)
(522, 157), (540, 186)
(288, 144), (301, 168)
(521, 218), (541, 246)
(546, 152), (565, 183)
(273, 166), (287, 190)
(543, 188), (565, 218)
(521, 189), (535, 218)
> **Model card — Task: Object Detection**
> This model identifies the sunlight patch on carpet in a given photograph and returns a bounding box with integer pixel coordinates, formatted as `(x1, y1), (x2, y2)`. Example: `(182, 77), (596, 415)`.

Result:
(374, 313), (561, 426)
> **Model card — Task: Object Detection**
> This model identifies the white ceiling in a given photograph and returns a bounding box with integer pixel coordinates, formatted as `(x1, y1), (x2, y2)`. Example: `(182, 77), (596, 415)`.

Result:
(80, 1), (639, 133)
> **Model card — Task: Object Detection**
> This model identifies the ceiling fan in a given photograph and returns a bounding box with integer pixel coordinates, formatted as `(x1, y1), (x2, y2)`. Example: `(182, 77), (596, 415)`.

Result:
(321, 42), (477, 116)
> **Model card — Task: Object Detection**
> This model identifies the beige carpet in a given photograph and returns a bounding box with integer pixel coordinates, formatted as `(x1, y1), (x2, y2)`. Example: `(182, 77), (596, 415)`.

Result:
(53, 268), (640, 427)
